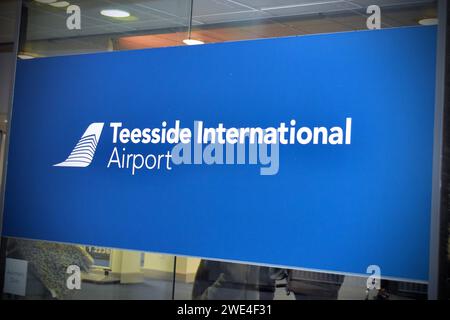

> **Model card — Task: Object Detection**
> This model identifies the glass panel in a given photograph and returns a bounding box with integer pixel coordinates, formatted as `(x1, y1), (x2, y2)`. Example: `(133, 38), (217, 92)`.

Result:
(174, 258), (428, 300)
(187, 0), (437, 44)
(21, 0), (192, 57)
(1, 237), (175, 299)
(19, 0), (437, 58)
(0, 0), (439, 300)
(0, 236), (428, 300)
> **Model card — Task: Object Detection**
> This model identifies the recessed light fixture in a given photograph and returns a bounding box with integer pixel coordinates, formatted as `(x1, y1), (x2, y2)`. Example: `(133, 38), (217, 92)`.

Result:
(101, 9), (130, 18)
(49, 1), (70, 8)
(183, 39), (204, 46)
(418, 18), (438, 26)
(18, 54), (35, 60)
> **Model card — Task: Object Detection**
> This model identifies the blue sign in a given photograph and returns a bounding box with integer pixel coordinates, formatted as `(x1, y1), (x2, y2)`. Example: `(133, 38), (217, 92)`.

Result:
(3, 26), (437, 281)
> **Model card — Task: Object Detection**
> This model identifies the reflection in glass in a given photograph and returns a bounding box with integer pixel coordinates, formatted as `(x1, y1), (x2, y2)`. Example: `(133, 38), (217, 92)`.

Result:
(20, 0), (437, 57)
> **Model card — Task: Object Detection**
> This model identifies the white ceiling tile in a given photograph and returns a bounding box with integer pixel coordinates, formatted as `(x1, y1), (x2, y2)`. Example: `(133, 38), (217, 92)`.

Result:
(193, 0), (255, 16)
(261, 1), (361, 17)
(194, 10), (269, 24)
(345, 0), (435, 7)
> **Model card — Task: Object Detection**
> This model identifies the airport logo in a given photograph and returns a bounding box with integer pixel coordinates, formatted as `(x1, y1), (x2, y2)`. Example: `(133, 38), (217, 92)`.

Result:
(54, 122), (104, 168)
(54, 119), (352, 175)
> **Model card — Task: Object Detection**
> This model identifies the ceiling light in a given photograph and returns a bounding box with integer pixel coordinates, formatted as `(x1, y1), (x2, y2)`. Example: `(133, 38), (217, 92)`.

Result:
(101, 9), (130, 18)
(18, 54), (35, 60)
(418, 18), (438, 26)
(49, 1), (70, 8)
(183, 39), (204, 46)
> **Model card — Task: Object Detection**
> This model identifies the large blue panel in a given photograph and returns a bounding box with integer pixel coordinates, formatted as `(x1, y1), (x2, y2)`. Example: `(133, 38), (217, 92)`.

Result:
(3, 26), (437, 281)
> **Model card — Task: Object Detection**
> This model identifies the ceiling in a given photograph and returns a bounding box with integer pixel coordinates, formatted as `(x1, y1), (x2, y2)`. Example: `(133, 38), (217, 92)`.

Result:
(118, 2), (438, 50)
(14, 0), (438, 40)
(0, 0), (438, 56)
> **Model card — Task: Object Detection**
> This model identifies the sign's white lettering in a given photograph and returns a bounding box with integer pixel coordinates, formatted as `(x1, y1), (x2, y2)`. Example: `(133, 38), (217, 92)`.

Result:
(56, 118), (352, 176)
